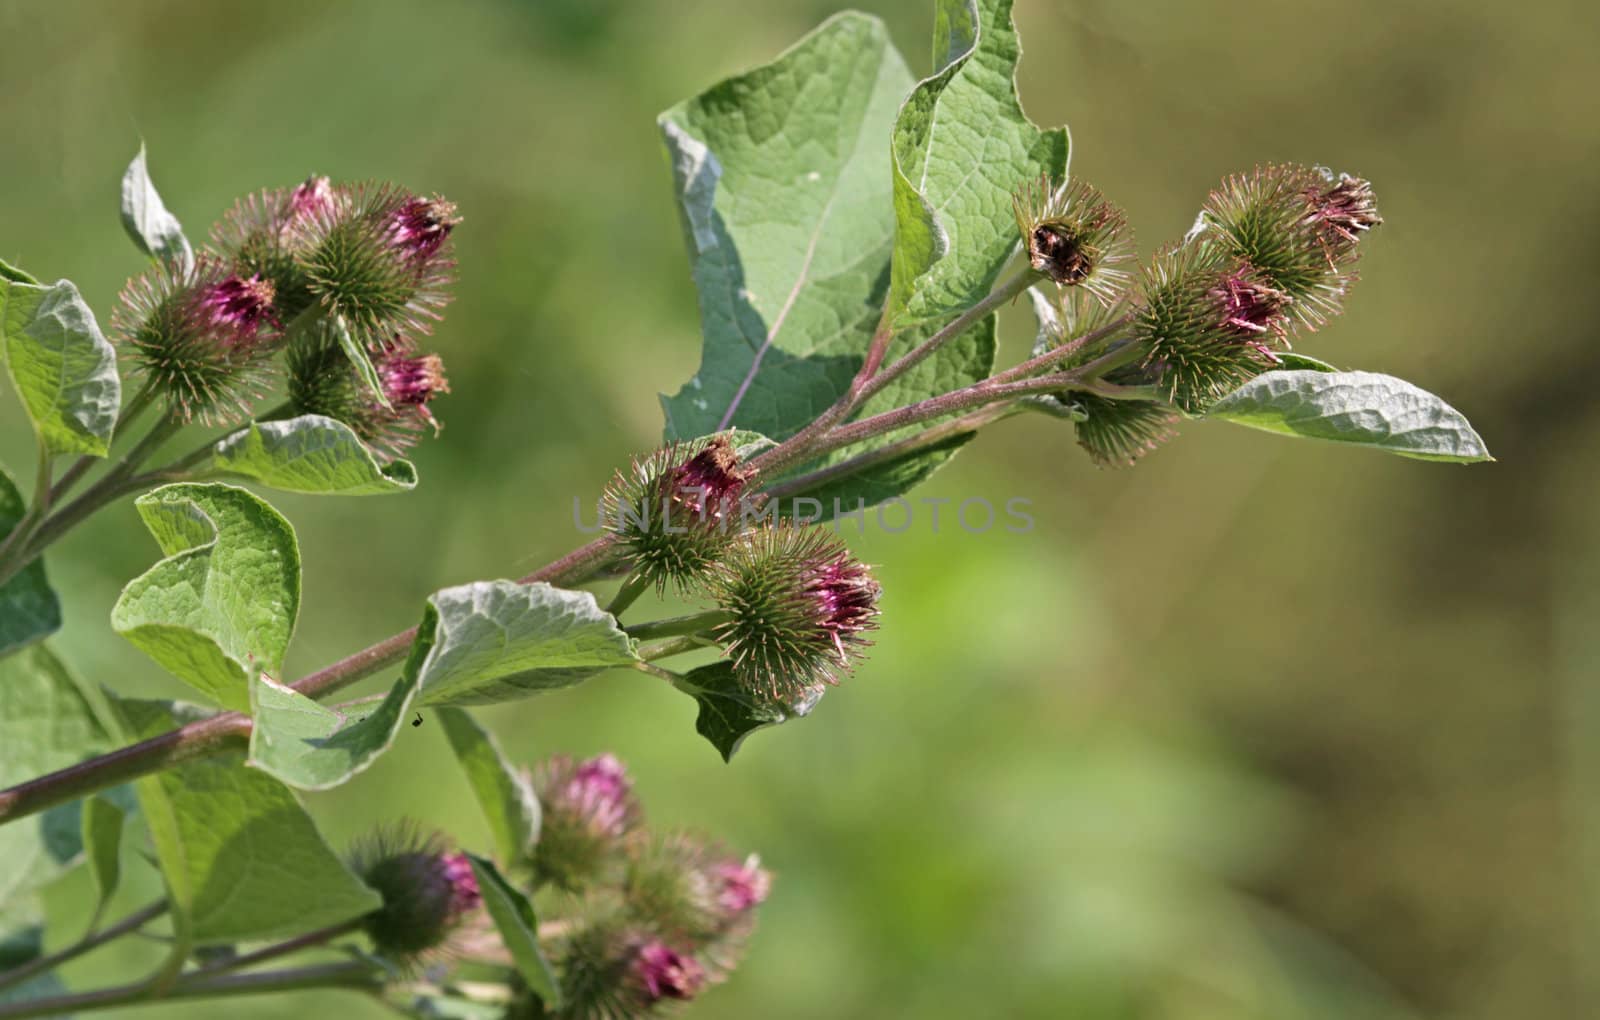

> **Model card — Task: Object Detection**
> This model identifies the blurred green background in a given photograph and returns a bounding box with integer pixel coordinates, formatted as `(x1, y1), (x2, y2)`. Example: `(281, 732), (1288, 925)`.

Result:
(2, 0), (1596, 1016)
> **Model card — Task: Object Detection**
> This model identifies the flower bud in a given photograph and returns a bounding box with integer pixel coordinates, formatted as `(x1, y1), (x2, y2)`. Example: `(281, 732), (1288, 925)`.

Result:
(286, 327), (449, 460)
(347, 825), (481, 963)
(1013, 174), (1134, 306)
(706, 525), (880, 700)
(296, 183), (457, 343)
(531, 753), (642, 891)
(603, 437), (753, 593)
(1130, 244), (1283, 412)
(112, 255), (282, 424)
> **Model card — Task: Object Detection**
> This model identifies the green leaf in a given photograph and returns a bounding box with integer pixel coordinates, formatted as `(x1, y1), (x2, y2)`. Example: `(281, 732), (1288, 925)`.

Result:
(212, 414), (417, 495)
(115, 698), (382, 946)
(465, 855), (561, 1009)
(0, 897), (68, 1011)
(1273, 352), (1339, 372)
(246, 668), (418, 791)
(657, 13), (914, 442)
(0, 645), (111, 904)
(110, 484), (301, 711)
(410, 580), (638, 707)
(401, 994), (505, 1020)
(120, 145), (193, 272)
(0, 463), (61, 658)
(81, 794), (128, 922)
(0, 275), (121, 457)
(333, 317), (390, 407)
(886, 0), (1068, 329)
(0, 257), (38, 285)
(438, 708), (540, 864)
(1205, 370), (1493, 463)
(681, 660), (822, 762)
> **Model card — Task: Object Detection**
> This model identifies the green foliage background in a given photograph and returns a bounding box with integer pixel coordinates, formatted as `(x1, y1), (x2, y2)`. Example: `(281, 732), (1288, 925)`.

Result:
(1, 0), (1594, 1016)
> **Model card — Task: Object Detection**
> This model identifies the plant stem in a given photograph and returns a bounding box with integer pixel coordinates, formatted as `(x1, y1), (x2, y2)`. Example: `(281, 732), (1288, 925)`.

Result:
(759, 404), (1020, 501)
(624, 609), (731, 641)
(0, 535), (620, 829)
(0, 961), (382, 1020)
(853, 267), (1039, 411)
(0, 413), (187, 587)
(605, 572), (651, 617)
(47, 382), (159, 506)
(190, 919), (364, 978)
(0, 901), (168, 997)
(986, 313), (1137, 386)
(637, 635), (710, 661)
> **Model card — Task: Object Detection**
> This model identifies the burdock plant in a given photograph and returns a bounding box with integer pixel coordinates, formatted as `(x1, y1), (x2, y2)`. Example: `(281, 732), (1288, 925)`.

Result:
(0, 2), (1488, 1019)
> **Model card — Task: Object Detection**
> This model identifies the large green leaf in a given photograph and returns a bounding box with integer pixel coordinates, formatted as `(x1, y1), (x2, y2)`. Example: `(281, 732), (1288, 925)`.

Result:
(438, 708), (540, 865)
(657, 13), (914, 442)
(0, 275), (120, 457)
(680, 660), (823, 762)
(886, 0), (1068, 329)
(246, 669), (418, 791)
(115, 699), (381, 946)
(0, 463), (61, 657)
(0, 645), (111, 905)
(1205, 370), (1492, 463)
(466, 855), (561, 1009)
(110, 484), (301, 710)
(120, 145), (193, 271)
(410, 581), (638, 707)
(211, 414), (417, 495)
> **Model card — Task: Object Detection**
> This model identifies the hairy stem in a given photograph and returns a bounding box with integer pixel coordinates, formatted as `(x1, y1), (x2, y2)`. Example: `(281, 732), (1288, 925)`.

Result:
(0, 536), (620, 828)
(625, 609), (731, 641)
(605, 572), (651, 617)
(0, 961), (382, 1020)
(759, 404), (1021, 502)
(0, 901), (168, 997)
(189, 919), (364, 979)
(47, 381), (159, 505)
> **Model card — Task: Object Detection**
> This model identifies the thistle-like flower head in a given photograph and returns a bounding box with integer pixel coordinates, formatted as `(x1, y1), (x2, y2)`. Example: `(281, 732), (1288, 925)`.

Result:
(531, 753), (642, 891)
(1129, 243), (1285, 413)
(286, 326), (449, 461)
(1012, 174), (1134, 306)
(111, 254), (282, 424)
(346, 824), (482, 965)
(1199, 163), (1378, 332)
(603, 436), (754, 593)
(706, 525), (880, 700)
(296, 183), (457, 343)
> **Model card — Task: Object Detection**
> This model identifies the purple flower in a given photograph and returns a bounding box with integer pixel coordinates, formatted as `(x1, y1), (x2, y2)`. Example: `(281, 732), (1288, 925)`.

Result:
(714, 855), (771, 915)
(440, 852), (482, 915)
(387, 196), (460, 263)
(198, 274), (278, 348)
(1209, 271), (1286, 354)
(379, 347), (450, 408)
(562, 753), (633, 838)
(633, 941), (705, 1003)
(1304, 173), (1382, 247)
(670, 437), (749, 525)
(290, 175), (336, 219)
(800, 549), (880, 663)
